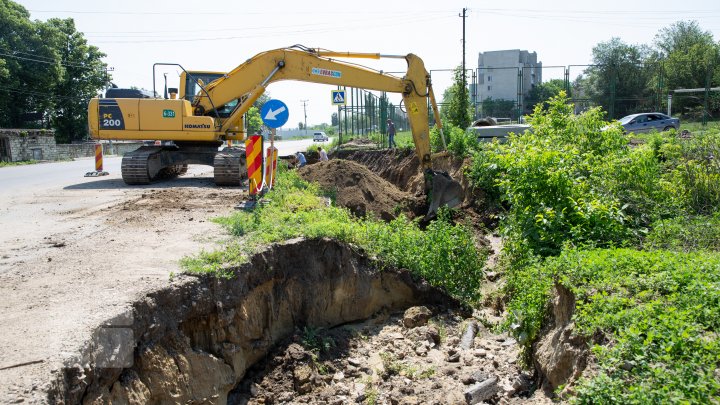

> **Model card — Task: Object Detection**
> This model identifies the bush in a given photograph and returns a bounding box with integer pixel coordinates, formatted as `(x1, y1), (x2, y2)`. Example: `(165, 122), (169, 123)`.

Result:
(430, 124), (478, 156)
(466, 143), (504, 205)
(645, 213), (720, 252)
(184, 169), (486, 304)
(505, 247), (720, 403)
(475, 93), (632, 256)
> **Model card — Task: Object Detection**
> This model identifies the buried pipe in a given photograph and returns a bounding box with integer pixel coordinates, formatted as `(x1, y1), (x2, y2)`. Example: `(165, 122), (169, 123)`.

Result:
(48, 238), (456, 404)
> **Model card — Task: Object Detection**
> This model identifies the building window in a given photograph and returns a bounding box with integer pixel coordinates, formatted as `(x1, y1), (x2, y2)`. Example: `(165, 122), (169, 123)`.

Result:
(487, 86), (492, 91)
(487, 75), (492, 82)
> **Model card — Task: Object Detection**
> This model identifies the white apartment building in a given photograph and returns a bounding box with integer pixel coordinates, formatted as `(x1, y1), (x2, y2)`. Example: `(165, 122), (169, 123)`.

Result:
(476, 49), (542, 111)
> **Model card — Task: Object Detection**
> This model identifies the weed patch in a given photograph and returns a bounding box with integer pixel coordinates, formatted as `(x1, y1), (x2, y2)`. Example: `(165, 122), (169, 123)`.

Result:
(505, 248), (720, 403)
(182, 166), (485, 304)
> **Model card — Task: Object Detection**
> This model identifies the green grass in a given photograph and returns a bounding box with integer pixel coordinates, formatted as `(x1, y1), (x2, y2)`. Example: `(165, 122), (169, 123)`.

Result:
(505, 248), (720, 403)
(470, 94), (720, 402)
(182, 165), (486, 304)
(680, 120), (720, 135)
(0, 160), (38, 167)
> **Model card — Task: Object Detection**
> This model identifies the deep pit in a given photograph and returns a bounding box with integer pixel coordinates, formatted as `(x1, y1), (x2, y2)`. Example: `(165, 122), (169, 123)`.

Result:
(49, 238), (454, 404)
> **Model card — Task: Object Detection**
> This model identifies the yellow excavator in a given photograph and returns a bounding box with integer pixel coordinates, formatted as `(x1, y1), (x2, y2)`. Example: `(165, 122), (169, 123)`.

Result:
(87, 45), (463, 213)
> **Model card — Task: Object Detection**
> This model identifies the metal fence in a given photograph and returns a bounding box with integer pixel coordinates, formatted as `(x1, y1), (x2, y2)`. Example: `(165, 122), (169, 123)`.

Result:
(333, 63), (719, 147)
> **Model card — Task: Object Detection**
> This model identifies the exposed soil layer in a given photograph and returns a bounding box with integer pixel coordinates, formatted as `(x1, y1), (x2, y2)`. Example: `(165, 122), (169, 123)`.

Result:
(51, 238), (453, 404)
(335, 149), (423, 195)
(298, 160), (422, 220)
(338, 149), (500, 228)
(229, 307), (554, 405)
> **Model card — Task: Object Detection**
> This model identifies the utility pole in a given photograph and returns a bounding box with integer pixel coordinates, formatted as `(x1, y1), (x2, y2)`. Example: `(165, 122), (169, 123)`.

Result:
(301, 99), (308, 136)
(459, 7), (467, 89)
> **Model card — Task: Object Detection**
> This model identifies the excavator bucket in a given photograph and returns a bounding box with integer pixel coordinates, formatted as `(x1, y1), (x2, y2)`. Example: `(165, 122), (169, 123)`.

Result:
(426, 171), (464, 218)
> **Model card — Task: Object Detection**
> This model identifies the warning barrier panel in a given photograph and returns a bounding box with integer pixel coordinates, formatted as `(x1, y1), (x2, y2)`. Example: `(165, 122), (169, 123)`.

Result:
(265, 146), (278, 188)
(95, 143), (103, 171)
(245, 135), (264, 195)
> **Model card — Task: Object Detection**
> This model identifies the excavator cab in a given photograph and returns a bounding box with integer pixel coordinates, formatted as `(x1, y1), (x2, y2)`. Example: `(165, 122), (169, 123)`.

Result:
(179, 72), (238, 119)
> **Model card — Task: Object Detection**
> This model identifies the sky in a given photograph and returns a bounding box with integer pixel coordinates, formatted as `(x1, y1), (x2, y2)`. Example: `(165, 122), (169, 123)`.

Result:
(18, 0), (720, 128)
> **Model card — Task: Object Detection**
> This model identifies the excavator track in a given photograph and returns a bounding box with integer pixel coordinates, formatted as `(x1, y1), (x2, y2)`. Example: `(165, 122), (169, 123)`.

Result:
(121, 146), (163, 185)
(214, 148), (247, 186)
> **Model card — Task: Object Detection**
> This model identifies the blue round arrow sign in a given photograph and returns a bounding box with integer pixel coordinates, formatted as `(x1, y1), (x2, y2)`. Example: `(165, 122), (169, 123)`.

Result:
(260, 99), (289, 129)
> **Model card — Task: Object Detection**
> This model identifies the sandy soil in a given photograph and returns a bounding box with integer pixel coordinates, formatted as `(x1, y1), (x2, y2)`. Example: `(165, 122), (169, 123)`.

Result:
(0, 166), (240, 404)
(299, 160), (422, 220)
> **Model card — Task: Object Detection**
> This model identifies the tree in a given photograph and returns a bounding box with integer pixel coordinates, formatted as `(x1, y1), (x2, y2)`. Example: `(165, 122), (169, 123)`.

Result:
(46, 18), (107, 143)
(441, 65), (471, 129)
(653, 21), (720, 117)
(0, 0), (107, 141)
(0, 0), (61, 128)
(253, 93), (270, 108)
(585, 38), (653, 118)
(525, 79), (566, 111)
(245, 106), (262, 134)
(481, 98), (516, 119)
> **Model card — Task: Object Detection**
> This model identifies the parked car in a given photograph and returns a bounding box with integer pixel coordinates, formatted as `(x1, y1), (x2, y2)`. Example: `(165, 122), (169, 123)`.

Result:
(618, 113), (679, 134)
(313, 131), (329, 142)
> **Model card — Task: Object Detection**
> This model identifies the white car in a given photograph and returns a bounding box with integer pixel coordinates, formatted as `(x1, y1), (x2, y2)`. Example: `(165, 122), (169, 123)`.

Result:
(313, 131), (329, 142)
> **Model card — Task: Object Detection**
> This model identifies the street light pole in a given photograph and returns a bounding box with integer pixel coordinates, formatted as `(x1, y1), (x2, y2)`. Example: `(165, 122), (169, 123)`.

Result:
(301, 99), (308, 136)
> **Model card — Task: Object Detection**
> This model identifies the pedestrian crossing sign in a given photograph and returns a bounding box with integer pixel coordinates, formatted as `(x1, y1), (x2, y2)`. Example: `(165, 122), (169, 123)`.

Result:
(331, 90), (346, 105)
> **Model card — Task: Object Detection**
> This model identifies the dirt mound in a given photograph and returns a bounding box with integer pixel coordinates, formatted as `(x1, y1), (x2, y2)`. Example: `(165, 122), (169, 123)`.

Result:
(299, 160), (421, 220)
(336, 149), (423, 194)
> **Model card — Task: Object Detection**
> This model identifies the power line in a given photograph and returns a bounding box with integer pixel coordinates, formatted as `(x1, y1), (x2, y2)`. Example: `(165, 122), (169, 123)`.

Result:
(0, 86), (91, 101)
(0, 50), (103, 71)
(84, 14), (421, 37)
(29, 9), (454, 16)
(87, 15), (452, 44)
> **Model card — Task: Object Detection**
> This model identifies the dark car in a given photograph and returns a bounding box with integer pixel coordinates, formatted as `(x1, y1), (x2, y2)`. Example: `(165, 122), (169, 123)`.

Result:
(618, 113), (679, 134)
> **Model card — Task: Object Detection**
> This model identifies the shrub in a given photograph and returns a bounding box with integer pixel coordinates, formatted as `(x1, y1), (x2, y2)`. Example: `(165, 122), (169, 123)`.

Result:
(505, 247), (720, 403)
(184, 169), (486, 304)
(645, 213), (720, 252)
(430, 124), (477, 156)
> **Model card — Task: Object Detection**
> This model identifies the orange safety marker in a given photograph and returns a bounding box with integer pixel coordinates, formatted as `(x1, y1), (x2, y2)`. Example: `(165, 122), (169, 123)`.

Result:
(245, 135), (264, 195)
(95, 143), (103, 171)
(84, 143), (109, 177)
(264, 146), (278, 188)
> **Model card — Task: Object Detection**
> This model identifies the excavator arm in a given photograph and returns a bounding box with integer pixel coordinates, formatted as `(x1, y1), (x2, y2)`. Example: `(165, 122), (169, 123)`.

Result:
(193, 47), (436, 172)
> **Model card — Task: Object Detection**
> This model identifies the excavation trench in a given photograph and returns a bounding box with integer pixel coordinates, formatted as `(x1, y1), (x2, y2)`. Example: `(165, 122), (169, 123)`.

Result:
(49, 238), (453, 404)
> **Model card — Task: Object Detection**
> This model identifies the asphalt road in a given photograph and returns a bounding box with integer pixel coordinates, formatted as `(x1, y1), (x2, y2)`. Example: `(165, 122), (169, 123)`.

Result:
(0, 137), (330, 193)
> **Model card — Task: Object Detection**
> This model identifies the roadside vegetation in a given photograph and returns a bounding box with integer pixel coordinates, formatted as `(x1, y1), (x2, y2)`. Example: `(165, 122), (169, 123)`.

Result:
(184, 91), (720, 401)
(182, 166), (486, 303)
(0, 160), (38, 167)
(466, 92), (720, 402)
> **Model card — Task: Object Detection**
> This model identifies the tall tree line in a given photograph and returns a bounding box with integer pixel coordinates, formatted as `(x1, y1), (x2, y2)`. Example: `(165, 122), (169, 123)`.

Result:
(0, 0), (108, 143)
(583, 20), (720, 118)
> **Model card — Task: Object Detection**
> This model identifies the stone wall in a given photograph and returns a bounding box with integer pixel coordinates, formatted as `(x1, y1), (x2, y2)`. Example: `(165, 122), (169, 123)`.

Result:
(0, 129), (142, 162)
(53, 143), (142, 160)
(0, 129), (56, 162)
